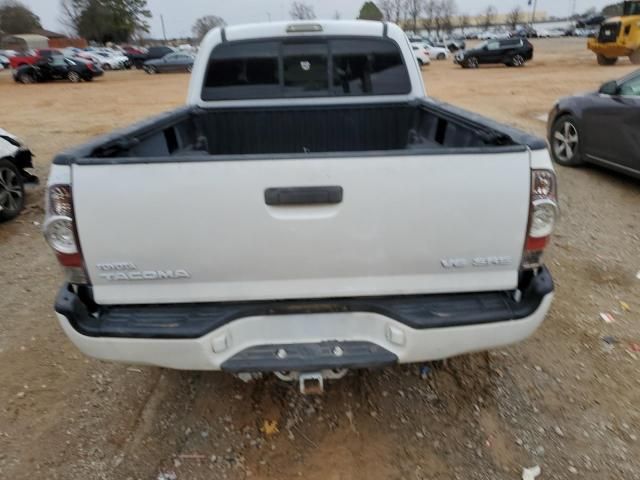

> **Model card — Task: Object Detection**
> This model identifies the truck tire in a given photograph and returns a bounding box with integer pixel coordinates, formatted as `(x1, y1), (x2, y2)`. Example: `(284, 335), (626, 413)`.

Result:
(18, 72), (35, 84)
(549, 115), (583, 167)
(510, 54), (525, 67)
(465, 57), (479, 68)
(68, 71), (81, 83)
(437, 52), (446, 60)
(597, 54), (618, 65)
(630, 50), (640, 65)
(0, 158), (25, 222)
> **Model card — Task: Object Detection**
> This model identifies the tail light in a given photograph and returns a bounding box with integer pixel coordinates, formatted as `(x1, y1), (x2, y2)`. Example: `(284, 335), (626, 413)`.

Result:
(44, 185), (89, 284)
(521, 170), (559, 270)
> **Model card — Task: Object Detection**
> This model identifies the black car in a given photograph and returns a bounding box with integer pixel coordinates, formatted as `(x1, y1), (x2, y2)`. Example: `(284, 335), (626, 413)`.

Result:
(13, 56), (102, 84)
(128, 46), (176, 69)
(548, 70), (640, 179)
(455, 38), (534, 68)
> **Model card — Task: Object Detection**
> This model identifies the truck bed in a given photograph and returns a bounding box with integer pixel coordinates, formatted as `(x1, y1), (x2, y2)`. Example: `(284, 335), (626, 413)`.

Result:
(54, 100), (545, 164)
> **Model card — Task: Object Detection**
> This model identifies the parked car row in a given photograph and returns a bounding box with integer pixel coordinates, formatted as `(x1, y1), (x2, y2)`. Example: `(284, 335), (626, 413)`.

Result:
(63, 47), (131, 70)
(0, 44), (197, 73)
(4, 48), (194, 84)
(407, 34), (465, 52)
(464, 24), (577, 40)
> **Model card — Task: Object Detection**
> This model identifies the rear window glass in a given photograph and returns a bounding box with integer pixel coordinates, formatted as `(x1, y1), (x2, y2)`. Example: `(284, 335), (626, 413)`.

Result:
(283, 43), (329, 94)
(332, 39), (410, 96)
(202, 37), (410, 101)
(203, 41), (281, 100)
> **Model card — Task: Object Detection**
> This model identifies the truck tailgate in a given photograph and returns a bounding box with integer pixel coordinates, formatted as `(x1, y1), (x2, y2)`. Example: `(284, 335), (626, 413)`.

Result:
(72, 152), (531, 305)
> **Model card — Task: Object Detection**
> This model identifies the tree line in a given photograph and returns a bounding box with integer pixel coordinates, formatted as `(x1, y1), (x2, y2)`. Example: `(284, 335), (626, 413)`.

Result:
(289, 0), (633, 35)
(289, 1), (512, 35)
(59, 0), (151, 43)
(0, 0), (631, 45)
(376, 1), (525, 34)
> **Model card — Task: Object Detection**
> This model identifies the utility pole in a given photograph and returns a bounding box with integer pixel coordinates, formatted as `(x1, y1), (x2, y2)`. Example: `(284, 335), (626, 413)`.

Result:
(530, 0), (538, 24)
(160, 14), (167, 42)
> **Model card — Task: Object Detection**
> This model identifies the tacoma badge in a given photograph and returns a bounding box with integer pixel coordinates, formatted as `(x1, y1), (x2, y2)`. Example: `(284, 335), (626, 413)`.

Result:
(97, 263), (191, 281)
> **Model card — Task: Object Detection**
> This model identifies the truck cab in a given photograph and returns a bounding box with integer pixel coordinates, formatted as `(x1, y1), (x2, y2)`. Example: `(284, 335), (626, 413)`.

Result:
(588, 0), (640, 65)
(9, 49), (61, 69)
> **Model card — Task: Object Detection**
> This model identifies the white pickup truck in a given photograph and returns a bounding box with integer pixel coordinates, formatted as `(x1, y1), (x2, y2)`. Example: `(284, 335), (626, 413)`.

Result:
(45, 21), (557, 391)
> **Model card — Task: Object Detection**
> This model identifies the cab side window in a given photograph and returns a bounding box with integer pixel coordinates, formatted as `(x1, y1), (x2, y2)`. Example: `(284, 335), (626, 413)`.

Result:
(487, 41), (500, 51)
(501, 39), (522, 48)
(620, 76), (640, 96)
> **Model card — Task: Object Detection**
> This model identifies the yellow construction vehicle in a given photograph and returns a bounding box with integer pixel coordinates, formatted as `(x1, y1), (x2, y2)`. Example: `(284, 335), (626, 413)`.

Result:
(588, 0), (640, 65)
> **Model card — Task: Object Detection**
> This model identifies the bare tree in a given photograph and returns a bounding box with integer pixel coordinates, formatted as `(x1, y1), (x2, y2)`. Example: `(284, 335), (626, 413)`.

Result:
(59, 0), (82, 34)
(289, 1), (316, 20)
(377, 0), (403, 23)
(438, 0), (457, 34)
(506, 6), (522, 30)
(422, 0), (437, 34)
(378, 0), (392, 20)
(404, 0), (423, 33)
(482, 5), (497, 30)
(393, 0), (404, 23)
(433, 1), (445, 35)
(458, 12), (470, 36)
(192, 15), (226, 43)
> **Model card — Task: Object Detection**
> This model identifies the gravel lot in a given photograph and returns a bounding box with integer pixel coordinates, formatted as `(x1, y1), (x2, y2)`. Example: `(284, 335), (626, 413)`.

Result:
(1, 38), (639, 480)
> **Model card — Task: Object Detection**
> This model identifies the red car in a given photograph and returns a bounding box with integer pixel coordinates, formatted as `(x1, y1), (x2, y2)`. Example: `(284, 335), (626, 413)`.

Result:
(9, 49), (61, 69)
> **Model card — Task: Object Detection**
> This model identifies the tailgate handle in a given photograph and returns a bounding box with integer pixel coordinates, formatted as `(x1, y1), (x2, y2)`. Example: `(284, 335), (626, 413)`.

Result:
(265, 186), (343, 206)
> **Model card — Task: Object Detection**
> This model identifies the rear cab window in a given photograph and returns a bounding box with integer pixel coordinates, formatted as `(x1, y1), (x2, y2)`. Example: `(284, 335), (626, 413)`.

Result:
(202, 37), (411, 101)
(500, 39), (523, 48)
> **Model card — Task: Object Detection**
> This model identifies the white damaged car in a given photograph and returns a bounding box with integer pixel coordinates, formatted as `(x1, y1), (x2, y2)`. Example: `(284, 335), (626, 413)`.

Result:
(0, 129), (36, 221)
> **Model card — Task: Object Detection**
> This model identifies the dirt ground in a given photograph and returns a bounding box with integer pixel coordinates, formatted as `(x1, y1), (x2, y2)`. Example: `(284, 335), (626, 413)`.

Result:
(1, 37), (639, 480)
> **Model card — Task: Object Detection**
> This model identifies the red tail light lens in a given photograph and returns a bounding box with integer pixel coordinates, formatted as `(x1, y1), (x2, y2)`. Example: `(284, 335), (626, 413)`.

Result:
(522, 170), (559, 270)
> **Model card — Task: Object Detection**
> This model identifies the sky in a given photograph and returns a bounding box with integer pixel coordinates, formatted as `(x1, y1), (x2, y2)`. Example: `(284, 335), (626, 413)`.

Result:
(23, 0), (615, 39)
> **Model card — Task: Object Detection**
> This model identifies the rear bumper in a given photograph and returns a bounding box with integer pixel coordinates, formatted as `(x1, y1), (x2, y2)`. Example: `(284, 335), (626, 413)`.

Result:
(55, 269), (554, 371)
